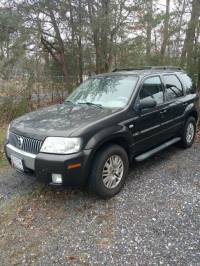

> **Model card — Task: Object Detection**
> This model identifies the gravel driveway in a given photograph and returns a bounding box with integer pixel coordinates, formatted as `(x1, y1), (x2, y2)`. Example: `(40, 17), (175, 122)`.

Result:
(0, 143), (199, 265)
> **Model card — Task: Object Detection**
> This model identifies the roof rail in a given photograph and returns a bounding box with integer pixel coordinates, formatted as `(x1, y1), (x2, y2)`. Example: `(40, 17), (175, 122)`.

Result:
(112, 66), (182, 72)
(112, 67), (151, 72)
(152, 66), (182, 70)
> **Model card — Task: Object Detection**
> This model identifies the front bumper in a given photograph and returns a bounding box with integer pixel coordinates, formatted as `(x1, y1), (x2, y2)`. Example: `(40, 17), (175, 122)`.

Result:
(5, 143), (93, 187)
(6, 144), (36, 170)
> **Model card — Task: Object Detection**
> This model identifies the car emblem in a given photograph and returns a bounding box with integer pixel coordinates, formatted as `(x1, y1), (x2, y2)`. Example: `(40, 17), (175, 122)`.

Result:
(17, 136), (24, 148)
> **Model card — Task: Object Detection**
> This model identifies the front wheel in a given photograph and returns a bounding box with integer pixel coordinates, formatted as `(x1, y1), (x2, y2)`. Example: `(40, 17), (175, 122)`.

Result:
(89, 144), (129, 199)
(180, 117), (196, 148)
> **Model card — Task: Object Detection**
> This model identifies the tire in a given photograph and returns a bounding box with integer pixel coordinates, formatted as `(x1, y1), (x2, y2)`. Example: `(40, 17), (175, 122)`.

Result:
(89, 144), (129, 199)
(180, 117), (196, 148)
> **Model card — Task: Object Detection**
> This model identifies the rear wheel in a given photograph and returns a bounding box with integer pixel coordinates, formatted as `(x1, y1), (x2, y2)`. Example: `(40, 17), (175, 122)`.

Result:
(89, 144), (129, 199)
(180, 117), (196, 148)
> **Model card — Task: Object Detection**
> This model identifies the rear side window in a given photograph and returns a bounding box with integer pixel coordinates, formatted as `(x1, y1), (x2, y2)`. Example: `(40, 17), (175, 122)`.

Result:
(180, 73), (196, 94)
(139, 76), (164, 105)
(163, 74), (183, 101)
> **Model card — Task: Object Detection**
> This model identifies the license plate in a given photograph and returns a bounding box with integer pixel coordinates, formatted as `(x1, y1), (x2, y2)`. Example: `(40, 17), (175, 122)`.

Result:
(11, 155), (24, 172)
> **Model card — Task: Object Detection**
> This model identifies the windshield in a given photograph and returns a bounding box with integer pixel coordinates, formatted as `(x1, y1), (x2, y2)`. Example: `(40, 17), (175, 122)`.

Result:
(67, 76), (138, 108)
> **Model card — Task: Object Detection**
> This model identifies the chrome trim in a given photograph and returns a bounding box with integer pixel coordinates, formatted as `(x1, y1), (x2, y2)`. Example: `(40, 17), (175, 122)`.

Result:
(6, 144), (37, 159)
(8, 132), (43, 155)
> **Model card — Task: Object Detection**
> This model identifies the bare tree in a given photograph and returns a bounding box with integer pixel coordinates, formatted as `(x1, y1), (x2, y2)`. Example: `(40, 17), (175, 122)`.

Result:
(160, 0), (170, 61)
(180, 0), (200, 74)
(146, 0), (153, 62)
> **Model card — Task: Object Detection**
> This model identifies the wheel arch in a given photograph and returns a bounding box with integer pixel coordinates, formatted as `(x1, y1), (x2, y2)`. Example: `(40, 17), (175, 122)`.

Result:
(185, 109), (198, 122)
(93, 136), (131, 159)
(85, 135), (132, 184)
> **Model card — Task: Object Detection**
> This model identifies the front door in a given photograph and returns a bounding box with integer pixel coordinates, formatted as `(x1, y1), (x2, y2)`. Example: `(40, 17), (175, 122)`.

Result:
(132, 75), (165, 154)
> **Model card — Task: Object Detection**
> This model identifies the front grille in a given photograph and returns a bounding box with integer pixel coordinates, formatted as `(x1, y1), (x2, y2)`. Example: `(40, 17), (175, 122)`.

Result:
(9, 132), (43, 155)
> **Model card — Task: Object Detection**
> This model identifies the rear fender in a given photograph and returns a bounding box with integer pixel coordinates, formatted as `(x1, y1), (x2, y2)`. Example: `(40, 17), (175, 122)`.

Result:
(184, 103), (198, 120)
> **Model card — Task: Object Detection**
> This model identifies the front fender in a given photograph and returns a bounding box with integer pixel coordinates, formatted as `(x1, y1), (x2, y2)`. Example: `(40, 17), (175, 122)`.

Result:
(84, 125), (132, 150)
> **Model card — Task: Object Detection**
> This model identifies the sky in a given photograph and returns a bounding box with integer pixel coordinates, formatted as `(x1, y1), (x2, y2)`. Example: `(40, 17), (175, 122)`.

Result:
(157, 0), (176, 11)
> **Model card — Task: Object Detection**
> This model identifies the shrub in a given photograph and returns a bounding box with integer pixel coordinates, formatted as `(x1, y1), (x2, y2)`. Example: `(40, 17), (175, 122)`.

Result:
(0, 97), (30, 124)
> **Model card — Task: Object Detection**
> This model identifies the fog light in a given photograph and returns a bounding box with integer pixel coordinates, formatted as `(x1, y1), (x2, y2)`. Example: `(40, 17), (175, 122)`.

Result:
(52, 174), (62, 184)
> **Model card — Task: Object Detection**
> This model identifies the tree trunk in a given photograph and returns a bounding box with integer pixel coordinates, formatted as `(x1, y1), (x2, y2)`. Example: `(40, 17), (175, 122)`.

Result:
(176, 0), (186, 58)
(69, 0), (75, 44)
(186, 0), (200, 74)
(197, 23), (200, 94)
(160, 0), (170, 62)
(78, 35), (83, 83)
(87, 0), (101, 74)
(197, 56), (200, 94)
(78, 0), (83, 83)
(101, 0), (110, 72)
(146, 0), (153, 63)
(47, 5), (69, 87)
(180, 0), (200, 70)
(93, 31), (101, 74)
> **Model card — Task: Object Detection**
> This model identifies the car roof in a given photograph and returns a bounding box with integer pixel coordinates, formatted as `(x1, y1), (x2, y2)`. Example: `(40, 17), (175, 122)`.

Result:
(93, 66), (186, 78)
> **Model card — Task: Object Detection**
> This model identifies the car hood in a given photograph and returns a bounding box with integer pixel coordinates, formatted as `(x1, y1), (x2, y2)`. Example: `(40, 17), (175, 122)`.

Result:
(11, 103), (118, 139)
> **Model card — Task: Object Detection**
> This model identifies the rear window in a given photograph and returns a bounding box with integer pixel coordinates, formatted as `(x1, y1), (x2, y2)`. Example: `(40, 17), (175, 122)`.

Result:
(180, 73), (196, 94)
(163, 74), (183, 101)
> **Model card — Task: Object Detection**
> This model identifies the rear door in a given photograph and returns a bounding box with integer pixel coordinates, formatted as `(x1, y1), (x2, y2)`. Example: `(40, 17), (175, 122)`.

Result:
(133, 75), (165, 153)
(160, 74), (185, 138)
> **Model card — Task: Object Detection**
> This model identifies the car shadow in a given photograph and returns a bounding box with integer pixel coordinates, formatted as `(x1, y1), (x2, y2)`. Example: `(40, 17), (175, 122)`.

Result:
(129, 144), (182, 172)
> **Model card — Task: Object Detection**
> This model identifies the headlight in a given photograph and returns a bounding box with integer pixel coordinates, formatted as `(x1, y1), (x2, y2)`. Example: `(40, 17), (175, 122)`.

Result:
(6, 124), (10, 140)
(40, 137), (81, 154)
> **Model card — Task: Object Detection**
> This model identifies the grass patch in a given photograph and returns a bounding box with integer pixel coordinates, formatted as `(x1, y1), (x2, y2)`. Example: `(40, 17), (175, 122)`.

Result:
(0, 126), (8, 168)
(0, 127), (6, 140)
(0, 160), (8, 168)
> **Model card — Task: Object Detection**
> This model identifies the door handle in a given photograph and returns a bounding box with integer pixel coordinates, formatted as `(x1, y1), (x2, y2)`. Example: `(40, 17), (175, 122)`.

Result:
(182, 102), (188, 106)
(160, 109), (167, 114)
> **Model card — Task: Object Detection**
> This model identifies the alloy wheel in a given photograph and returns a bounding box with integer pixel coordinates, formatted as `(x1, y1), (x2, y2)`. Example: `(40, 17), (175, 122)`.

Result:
(102, 155), (124, 189)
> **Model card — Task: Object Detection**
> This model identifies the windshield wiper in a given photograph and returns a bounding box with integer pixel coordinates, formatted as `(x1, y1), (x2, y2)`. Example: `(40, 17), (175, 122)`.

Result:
(77, 102), (103, 109)
(64, 100), (75, 105)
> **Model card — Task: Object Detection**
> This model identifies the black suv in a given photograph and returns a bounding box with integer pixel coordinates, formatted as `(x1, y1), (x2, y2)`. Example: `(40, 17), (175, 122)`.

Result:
(5, 66), (199, 198)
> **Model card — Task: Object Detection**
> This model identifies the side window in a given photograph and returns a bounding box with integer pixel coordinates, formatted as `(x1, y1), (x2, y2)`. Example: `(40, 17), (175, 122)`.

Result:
(180, 73), (196, 94)
(163, 74), (183, 101)
(139, 76), (164, 105)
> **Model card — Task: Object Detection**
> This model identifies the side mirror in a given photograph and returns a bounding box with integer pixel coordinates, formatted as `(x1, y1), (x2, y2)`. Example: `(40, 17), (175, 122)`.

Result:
(139, 97), (157, 110)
